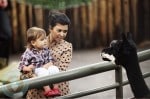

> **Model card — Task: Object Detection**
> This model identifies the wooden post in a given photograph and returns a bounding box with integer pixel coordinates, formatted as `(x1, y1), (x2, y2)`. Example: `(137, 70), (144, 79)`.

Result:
(143, 0), (150, 40)
(34, 6), (43, 28)
(98, 0), (107, 45)
(123, 0), (130, 33)
(87, 2), (93, 47)
(80, 4), (87, 48)
(73, 7), (81, 49)
(113, 0), (122, 38)
(18, 0), (27, 51)
(137, 0), (144, 43)
(129, 0), (137, 40)
(10, 0), (19, 52)
(92, 0), (99, 47)
(27, 4), (33, 28)
(107, 0), (114, 42)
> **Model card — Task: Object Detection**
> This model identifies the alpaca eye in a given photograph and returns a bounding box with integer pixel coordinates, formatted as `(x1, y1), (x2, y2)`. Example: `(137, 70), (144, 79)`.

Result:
(110, 40), (117, 47)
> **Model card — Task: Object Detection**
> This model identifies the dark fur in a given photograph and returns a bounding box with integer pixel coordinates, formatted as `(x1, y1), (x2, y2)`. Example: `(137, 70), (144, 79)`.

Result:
(101, 32), (150, 98)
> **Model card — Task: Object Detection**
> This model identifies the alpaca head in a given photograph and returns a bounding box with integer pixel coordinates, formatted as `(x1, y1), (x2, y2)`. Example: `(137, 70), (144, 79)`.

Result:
(101, 32), (137, 67)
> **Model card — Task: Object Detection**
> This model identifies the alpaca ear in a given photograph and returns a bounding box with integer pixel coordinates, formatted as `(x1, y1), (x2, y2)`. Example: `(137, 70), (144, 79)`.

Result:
(121, 33), (127, 41)
(127, 32), (132, 40)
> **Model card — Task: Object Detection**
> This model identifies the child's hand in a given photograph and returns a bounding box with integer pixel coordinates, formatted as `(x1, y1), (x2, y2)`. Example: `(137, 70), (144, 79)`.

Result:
(23, 65), (34, 72)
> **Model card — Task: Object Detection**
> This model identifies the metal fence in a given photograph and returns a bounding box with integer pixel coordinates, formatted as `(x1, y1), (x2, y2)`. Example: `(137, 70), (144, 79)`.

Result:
(0, 49), (150, 98)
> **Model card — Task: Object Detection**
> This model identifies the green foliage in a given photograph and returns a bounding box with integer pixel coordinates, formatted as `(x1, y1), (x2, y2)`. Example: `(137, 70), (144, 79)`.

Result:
(22, 0), (91, 9)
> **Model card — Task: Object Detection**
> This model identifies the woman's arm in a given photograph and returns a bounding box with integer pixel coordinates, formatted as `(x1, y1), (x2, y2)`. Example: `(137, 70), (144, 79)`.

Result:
(58, 43), (72, 71)
(43, 61), (53, 69)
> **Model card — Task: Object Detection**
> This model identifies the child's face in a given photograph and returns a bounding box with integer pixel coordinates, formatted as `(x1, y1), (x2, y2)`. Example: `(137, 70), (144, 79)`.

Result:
(50, 23), (68, 41)
(31, 35), (47, 50)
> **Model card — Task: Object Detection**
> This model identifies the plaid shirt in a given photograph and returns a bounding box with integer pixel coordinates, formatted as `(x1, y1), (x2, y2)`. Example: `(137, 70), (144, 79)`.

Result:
(18, 47), (53, 71)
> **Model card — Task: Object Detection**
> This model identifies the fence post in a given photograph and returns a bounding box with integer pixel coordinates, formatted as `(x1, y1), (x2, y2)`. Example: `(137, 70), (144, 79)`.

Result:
(115, 66), (123, 99)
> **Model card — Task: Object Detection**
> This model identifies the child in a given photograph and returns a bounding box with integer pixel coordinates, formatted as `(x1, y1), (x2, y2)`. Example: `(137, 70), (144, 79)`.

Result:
(18, 27), (61, 97)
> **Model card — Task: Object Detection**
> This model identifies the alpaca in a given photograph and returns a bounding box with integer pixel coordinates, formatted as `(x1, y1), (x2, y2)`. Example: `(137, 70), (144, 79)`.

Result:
(101, 32), (150, 98)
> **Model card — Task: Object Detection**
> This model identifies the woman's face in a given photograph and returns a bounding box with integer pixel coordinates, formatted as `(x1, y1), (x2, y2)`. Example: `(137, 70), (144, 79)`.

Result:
(50, 23), (68, 41)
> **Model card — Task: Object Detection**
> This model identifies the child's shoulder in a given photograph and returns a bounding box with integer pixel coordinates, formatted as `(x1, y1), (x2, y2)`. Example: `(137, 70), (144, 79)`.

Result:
(24, 48), (31, 52)
(23, 48), (33, 55)
(43, 47), (49, 50)
(43, 47), (51, 52)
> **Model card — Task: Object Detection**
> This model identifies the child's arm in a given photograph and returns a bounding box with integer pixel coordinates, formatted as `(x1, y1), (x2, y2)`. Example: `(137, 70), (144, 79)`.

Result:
(43, 48), (54, 69)
(18, 49), (34, 72)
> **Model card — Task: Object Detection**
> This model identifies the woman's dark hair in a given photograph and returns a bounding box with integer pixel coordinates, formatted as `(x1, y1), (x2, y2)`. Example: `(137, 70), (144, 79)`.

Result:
(48, 11), (71, 29)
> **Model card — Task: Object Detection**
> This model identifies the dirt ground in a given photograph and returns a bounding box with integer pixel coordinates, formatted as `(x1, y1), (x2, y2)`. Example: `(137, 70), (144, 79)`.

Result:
(0, 47), (150, 99)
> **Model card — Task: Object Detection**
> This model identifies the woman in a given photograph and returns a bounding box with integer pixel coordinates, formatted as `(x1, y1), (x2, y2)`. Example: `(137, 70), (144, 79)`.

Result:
(47, 11), (72, 96)
(26, 11), (72, 98)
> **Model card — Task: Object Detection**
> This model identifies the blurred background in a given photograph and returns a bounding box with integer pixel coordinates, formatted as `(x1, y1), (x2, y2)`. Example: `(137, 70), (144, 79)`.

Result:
(5, 0), (150, 53)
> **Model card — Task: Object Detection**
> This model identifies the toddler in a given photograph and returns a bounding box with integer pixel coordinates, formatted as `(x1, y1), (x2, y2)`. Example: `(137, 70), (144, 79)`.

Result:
(18, 27), (61, 97)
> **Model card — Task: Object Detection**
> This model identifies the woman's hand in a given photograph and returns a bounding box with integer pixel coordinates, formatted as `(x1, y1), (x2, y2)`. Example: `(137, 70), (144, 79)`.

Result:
(43, 62), (53, 69)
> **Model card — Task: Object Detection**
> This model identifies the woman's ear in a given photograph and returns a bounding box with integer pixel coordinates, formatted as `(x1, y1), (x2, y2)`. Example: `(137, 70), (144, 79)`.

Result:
(49, 27), (53, 33)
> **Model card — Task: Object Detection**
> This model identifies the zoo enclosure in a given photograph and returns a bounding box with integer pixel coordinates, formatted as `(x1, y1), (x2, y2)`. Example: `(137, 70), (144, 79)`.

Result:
(0, 49), (150, 98)
(7, 0), (150, 52)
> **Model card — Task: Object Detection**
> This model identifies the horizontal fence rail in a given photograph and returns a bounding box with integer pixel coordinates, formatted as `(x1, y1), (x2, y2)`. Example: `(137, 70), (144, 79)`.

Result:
(59, 83), (120, 99)
(58, 72), (150, 99)
(0, 49), (150, 98)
